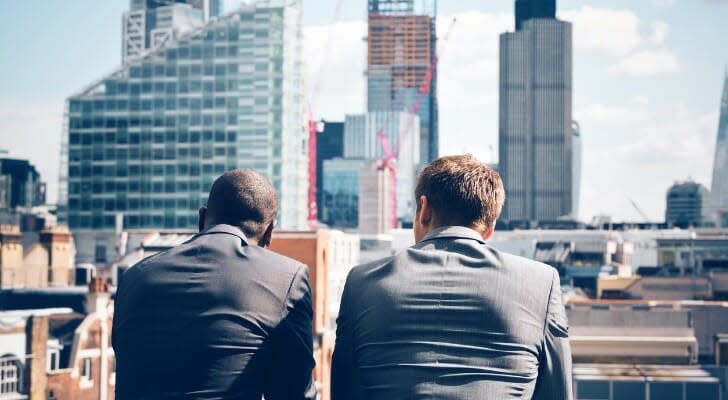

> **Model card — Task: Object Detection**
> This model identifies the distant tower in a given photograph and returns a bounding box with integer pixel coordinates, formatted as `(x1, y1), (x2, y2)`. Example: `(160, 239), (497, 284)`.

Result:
(572, 121), (581, 220)
(498, 0), (573, 225)
(367, 0), (438, 163)
(122, 0), (222, 62)
(666, 180), (710, 228)
(710, 73), (728, 222)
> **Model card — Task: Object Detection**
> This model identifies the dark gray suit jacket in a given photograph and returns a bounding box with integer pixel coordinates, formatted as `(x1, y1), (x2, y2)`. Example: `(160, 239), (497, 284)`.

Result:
(112, 224), (317, 400)
(332, 226), (572, 399)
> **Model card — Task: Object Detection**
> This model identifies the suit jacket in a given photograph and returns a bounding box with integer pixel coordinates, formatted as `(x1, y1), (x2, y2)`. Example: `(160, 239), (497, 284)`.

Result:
(112, 224), (317, 400)
(332, 226), (572, 399)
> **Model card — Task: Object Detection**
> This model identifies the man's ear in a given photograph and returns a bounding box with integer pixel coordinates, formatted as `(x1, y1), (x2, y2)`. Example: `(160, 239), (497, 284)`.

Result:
(418, 195), (432, 228)
(198, 207), (207, 232)
(258, 221), (275, 248)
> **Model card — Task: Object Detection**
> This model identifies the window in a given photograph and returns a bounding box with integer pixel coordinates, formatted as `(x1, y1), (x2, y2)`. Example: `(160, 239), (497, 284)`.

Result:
(0, 356), (20, 396)
(81, 357), (92, 380)
(48, 349), (60, 372)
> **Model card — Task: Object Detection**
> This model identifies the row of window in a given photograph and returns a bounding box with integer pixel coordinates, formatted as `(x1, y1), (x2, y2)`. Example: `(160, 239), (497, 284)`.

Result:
(69, 214), (199, 230)
(69, 129), (244, 145)
(69, 196), (205, 212)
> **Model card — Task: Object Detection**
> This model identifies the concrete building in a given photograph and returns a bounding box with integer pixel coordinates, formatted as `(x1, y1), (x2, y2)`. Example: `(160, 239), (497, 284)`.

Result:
(358, 162), (393, 235)
(63, 1), (308, 262)
(710, 73), (728, 223)
(0, 279), (115, 400)
(344, 112), (420, 224)
(367, 0), (438, 163)
(666, 180), (710, 228)
(0, 225), (75, 290)
(499, 0), (574, 225)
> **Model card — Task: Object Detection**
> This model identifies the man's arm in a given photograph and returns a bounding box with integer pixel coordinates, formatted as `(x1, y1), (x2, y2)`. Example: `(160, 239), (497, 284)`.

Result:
(331, 272), (360, 400)
(264, 264), (317, 400)
(533, 268), (573, 400)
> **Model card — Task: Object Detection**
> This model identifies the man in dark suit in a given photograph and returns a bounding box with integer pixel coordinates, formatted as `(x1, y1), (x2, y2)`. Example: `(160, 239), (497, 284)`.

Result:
(332, 155), (572, 399)
(113, 169), (316, 400)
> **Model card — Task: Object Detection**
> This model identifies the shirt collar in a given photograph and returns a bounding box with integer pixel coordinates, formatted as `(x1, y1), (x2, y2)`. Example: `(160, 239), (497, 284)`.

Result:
(196, 224), (249, 245)
(418, 225), (486, 245)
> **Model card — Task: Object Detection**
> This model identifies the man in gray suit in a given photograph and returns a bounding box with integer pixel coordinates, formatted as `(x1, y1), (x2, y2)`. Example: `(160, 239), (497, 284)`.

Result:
(332, 155), (572, 399)
(113, 169), (316, 399)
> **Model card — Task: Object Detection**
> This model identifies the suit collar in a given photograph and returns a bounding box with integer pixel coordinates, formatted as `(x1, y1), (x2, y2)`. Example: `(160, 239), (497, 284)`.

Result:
(419, 226), (486, 245)
(196, 224), (249, 245)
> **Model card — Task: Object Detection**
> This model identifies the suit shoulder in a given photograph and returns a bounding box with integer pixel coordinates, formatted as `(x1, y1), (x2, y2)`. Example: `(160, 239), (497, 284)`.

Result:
(346, 254), (395, 283)
(489, 246), (558, 278)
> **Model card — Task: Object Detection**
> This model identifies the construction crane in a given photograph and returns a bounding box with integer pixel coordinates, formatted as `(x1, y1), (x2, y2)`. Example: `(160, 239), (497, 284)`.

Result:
(376, 17), (457, 229)
(628, 197), (650, 222)
(306, 0), (345, 229)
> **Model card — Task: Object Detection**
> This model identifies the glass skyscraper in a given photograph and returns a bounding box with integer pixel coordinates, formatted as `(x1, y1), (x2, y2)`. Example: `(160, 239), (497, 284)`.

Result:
(61, 0), (307, 241)
(710, 73), (728, 222)
(498, 0), (573, 225)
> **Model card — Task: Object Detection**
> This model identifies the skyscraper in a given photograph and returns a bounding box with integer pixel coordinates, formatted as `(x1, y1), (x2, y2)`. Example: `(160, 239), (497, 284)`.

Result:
(61, 1), (307, 262)
(498, 0), (573, 225)
(123, 0), (222, 62)
(710, 73), (728, 221)
(367, 0), (438, 163)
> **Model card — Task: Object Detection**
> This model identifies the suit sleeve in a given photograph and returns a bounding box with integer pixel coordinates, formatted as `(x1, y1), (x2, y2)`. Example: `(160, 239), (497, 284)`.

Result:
(111, 270), (140, 400)
(533, 269), (574, 400)
(331, 271), (360, 400)
(264, 264), (317, 400)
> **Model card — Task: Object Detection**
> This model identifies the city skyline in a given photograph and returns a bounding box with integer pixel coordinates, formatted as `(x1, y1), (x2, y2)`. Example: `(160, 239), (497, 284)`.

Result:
(1, 0), (727, 222)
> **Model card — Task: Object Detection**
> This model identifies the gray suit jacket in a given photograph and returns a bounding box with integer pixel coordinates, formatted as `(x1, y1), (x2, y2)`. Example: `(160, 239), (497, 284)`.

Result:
(332, 226), (572, 399)
(112, 224), (317, 400)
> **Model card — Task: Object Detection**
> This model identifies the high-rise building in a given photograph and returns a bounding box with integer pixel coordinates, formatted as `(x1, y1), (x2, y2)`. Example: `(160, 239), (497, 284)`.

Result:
(0, 158), (45, 210)
(123, 0), (222, 62)
(367, 0), (438, 163)
(62, 1), (307, 252)
(515, 0), (556, 30)
(666, 180), (710, 229)
(344, 112), (419, 223)
(358, 162), (393, 235)
(498, 0), (573, 225)
(710, 73), (728, 221)
(321, 158), (364, 229)
(573, 121), (582, 220)
(316, 120), (344, 212)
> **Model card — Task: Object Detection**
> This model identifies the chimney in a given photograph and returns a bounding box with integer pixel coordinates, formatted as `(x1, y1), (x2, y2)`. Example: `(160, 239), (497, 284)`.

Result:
(25, 315), (49, 398)
(40, 225), (74, 286)
(87, 277), (111, 316)
(0, 224), (23, 288)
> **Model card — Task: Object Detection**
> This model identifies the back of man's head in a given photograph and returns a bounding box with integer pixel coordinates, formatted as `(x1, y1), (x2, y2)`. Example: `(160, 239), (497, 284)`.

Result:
(415, 154), (505, 233)
(204, 169), (278, 240)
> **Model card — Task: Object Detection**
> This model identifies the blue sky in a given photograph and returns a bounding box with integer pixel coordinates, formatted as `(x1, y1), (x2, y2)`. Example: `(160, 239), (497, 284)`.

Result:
(1, 0), (727, 221)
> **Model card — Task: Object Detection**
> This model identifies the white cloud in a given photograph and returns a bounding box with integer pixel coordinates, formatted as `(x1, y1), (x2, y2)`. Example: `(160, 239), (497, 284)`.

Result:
(559, 6), (642, 56)
(649, 21), (669, 45)
(608, 48), (680, 76)
(576, 102), (652, 123)
(303, 20), (367, 119)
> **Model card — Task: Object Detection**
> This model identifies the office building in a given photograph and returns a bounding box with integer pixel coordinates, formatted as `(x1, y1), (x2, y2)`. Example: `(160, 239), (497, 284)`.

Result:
(367, 0), (438, 163)
(666, 180), (710, 228)
(358, 162), (393, 235)
(498, 0), (573, 224)
(321, 158), (364, 229)
(123, 0), (222, 62)
(0, 158), (45, 210)
(62, 0), (308, 258)
(316, 120), (344, 212)
(710, 73), (728, 222)
(344, 112), (419, 223)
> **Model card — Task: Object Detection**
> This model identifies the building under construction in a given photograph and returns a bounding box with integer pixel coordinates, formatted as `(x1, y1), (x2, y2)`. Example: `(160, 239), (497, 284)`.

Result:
(367, 0), (438, 163)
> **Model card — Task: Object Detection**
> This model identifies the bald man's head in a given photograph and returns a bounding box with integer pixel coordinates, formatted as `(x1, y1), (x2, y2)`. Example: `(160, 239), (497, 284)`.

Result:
(200, 169), (278, 243)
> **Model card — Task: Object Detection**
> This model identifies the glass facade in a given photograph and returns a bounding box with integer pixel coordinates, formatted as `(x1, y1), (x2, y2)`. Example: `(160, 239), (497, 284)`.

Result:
(321, 158), (364, 229)
(62, 1), (307, 231)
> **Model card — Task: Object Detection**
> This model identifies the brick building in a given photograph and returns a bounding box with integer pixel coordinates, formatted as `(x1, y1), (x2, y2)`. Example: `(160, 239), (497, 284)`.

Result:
(0, 279), (114, 400)
(0, 225), (75, 289)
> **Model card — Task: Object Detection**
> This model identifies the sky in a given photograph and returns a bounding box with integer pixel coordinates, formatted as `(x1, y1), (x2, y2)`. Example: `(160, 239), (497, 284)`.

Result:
(0, 0), (727, 222)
